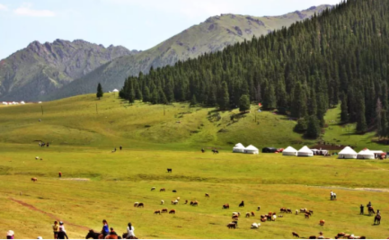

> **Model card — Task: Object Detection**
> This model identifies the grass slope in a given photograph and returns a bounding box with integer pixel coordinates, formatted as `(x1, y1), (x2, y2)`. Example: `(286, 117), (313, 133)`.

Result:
(44, 5), (331, 101)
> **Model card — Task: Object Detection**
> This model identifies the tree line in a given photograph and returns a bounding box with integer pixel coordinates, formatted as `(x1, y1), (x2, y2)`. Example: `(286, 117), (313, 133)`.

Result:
(119, 0), (389, 139)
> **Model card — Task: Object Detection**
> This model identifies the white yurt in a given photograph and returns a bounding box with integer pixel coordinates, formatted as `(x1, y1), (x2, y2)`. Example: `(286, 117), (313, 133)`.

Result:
(244, 145), (259, 154)
(338, 146), (357, 159)
(233, 143), (245, 153)
(357, 149), (375, 159)
(283, 146), (298, 156)
(297, 146), (314, 157)
(112, 89), (119, 93)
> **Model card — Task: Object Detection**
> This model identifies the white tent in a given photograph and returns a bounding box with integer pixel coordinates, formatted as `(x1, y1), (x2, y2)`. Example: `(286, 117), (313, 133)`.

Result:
(233, 143), (245, 153)
(283, 146), (298, 156)
(357, 149), (375, 160)
(297, 146), (314, 157)
(244, 145), (259, 154)
(338, 146), (357, 159)
(112, 89), (119, 93)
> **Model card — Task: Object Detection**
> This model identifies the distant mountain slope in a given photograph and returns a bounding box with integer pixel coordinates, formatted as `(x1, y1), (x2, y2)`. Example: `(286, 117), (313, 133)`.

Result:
(45, 5), (331, 101)
(0, 39), (138, 101)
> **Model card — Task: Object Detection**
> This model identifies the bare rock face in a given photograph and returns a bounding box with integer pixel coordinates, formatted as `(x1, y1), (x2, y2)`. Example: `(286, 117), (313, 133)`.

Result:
(0, 39), (138, 101)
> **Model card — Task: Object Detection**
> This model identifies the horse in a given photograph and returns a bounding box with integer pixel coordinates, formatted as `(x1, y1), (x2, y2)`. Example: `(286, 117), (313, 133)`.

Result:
(85, 230), (103, 239)
(368, 206), (375, 215)
(374, 215), (381, 225)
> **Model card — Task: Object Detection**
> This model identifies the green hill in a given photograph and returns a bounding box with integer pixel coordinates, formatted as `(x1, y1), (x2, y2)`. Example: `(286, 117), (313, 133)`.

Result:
(44, 5), (331, 101)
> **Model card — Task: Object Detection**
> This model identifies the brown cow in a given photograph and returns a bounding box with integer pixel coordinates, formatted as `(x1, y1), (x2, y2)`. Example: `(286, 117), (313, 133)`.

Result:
(31, 178), (37, 182)
(154, 210), (161, 215)
(169, 209), (176, 214)
(292, 232), (300, 238)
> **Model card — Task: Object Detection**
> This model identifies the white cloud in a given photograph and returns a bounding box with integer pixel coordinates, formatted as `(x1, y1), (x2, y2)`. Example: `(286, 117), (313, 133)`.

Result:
(0, 3), (8, 11)
(14, 3), (55, 17)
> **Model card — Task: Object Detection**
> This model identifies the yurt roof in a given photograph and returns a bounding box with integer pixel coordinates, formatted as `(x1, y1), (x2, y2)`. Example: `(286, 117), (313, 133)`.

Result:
(339, 146), (357, 155)
(283, 146), (297, 152)
(298, 146), (313, 153)
(245, 145), (259, 150)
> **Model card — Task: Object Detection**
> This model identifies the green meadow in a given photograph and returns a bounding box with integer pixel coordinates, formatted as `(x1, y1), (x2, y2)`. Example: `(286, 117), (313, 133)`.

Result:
(0, 94), (388, 239)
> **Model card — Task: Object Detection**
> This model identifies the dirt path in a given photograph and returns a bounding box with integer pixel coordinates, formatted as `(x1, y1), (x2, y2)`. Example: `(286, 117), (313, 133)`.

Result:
(9, 198), (90, 230)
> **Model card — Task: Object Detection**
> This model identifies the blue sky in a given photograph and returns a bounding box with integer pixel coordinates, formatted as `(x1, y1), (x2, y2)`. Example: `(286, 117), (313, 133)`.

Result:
(0, 0), (341, 60)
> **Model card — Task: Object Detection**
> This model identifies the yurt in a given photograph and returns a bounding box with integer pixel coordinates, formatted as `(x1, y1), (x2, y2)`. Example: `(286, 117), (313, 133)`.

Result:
(282, 146), (298, 156)
(233, 143), (245, 153)
(357, 149), (375, 159)
(338, 146), (357, 159)
(297, 146), (314, 157)
(244, 145), (259, 154)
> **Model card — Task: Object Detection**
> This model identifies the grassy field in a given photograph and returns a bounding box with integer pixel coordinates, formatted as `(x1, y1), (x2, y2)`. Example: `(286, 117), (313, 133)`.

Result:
(0, 94), (389, 239)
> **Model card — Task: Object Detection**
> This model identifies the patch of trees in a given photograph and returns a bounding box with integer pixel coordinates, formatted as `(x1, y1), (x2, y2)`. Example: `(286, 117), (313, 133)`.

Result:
(120, 0), (389, 138)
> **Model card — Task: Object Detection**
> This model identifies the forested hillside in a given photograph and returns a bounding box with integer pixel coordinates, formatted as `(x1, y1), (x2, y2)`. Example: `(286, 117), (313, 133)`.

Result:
(44, 5), (330, 101)
(120, 0), (389, 138)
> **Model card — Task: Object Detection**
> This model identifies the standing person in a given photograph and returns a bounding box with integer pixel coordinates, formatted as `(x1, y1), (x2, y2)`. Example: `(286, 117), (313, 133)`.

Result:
(52, 221), (59, 239)
(57, 228), (68, 239)
(360, 204), (364, 215)
(126, 223), (135, 239)
(101, 220), (109, 238)
(6, 230), (14, 239)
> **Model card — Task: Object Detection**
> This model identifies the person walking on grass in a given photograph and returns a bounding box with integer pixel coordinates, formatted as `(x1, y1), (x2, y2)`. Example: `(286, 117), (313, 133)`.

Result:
(52, 221), (59, 239)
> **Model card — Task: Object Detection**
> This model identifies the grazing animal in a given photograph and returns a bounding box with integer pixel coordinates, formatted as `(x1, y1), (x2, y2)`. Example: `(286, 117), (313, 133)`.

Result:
(251, 223), (260, 229)
(227, 222), (237, 229)
(31, 177), (37, 182)
(134, 202), (139, 207)
(86, 230), (103, 239)
(161, 209), (168, 213)
(151, 187), (156, 191)
(319, 220), (325, 226)
(245, 213), (250, 218)
(205, 193), (210, 197)
(223, 204), (229, 209)
(292, 232), (300, 238)
(160, 200), (164, 205)
(257, 206), (261, 211)
(374, 215), (381, 225)
(154, 210), (161, 215)
(239, 201), (244, 207)
(251, 212), (255, 217)
(167, 168), (172, 173)
(160, 188), (165, 192)
(137, 203), (144, 208)
(169, 209), (175, 214)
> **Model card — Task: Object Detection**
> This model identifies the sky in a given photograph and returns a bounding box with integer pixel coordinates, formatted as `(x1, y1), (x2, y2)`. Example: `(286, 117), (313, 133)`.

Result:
(0, 0), (341, 60)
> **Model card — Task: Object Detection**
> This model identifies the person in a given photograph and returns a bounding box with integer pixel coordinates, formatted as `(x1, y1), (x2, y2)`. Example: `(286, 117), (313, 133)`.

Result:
(59, 221), (66, 233)
(360, 204), (364, 215)
(57, 228), (68, 239)
(101, 220), (109, 237)
(126, 223), (135, 239)
(53, 221), (59, 239)
(108, 228), (118, 237)
(6, 230), (14, 239)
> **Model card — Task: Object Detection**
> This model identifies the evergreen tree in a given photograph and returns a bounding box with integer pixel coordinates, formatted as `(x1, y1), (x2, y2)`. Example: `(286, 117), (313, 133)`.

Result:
(96, 83), (103, 99)
(306, 115), (321, 139)
(239, 94), (250, 112)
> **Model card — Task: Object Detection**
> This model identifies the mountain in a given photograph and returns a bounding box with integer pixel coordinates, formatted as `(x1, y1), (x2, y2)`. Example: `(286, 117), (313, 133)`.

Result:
(44, 5), (331, 101)
(0, 39), (138, 101)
